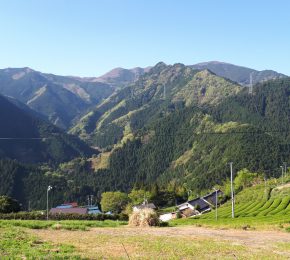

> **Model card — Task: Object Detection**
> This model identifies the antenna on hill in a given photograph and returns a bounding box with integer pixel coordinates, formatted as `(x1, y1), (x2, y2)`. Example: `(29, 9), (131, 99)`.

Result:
(249, 72), (253, 94)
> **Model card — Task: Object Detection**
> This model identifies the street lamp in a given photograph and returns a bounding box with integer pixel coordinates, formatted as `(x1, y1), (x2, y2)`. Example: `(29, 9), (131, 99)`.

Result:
(213, 187), (218, 221)
(46, 185), (52, 220)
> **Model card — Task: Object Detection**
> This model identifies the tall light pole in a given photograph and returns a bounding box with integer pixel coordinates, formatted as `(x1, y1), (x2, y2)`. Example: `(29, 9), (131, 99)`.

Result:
(46, 185), (52, 220)
(213, 187), (218, 221)
(229, 162), (235, 218)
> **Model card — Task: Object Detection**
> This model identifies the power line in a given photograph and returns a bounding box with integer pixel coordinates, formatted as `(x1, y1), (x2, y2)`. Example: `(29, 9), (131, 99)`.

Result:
(0, 137), (51, 140)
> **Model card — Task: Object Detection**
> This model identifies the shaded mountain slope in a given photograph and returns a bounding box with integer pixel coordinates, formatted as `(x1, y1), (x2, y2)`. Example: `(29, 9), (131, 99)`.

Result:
(0, 95), (95, 163)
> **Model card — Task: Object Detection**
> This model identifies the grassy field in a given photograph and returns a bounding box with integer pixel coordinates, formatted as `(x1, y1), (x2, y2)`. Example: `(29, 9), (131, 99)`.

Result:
(0, 227), (81, 259)
(1, 225), (289, 259)
(0, 218), (289, 259)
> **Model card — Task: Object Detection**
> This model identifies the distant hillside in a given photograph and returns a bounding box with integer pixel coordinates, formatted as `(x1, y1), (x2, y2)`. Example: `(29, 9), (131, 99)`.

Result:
(94, 66), (151, 89)
(0, 95), (95, 163)
(191, 61), (286, 86)
(71, 62), (241, 147)
(0, 68), (114, 129)
(71, 77), (290, 194)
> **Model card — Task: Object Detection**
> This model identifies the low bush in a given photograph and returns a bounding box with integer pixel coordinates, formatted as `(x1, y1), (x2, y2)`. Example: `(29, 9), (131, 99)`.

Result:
(0, 211), (128, 221)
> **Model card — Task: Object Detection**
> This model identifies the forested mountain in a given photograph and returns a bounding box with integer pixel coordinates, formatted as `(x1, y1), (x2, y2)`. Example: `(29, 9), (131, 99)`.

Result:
(0, 95), (95, 163)
(71, 62), (241, 147)
(88, 77), (290, 194)
(191, 61), (286, 86)
(0, 67), (114, 128)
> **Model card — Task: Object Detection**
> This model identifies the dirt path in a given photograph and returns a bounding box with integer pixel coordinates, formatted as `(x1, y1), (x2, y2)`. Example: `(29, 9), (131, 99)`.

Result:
(90, 226), (290, 247)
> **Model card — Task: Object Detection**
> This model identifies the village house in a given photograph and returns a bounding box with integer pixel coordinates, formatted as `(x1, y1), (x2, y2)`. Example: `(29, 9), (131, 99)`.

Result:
(50, 202), (101, 215)
(159, 189), (223, 221)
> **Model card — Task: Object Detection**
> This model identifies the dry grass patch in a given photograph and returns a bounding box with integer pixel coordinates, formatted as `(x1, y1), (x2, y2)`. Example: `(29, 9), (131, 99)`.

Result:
(28, 226), (290, 259)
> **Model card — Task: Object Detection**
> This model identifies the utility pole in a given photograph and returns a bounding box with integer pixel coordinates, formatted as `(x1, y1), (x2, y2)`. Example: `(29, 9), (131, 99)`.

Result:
(283, 162), (287, 178)
(46, 185), (52, 220)
(213, 187), (218, 221)
(229, 162), (235, 218)
(280, 166), (284, 184)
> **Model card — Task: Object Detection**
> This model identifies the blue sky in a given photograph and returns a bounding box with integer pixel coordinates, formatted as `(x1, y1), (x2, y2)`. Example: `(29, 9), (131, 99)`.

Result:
(1, 0), (289, 76)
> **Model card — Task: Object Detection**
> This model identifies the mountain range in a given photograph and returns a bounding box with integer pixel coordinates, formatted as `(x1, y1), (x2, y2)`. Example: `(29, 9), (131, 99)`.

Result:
(0, 61), (289, 207)
(0, 68), (113, 129)
(0, 62), (285, 130)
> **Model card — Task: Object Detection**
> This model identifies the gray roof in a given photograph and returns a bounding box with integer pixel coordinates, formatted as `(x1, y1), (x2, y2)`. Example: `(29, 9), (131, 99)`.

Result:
(187, 198), (210, 211)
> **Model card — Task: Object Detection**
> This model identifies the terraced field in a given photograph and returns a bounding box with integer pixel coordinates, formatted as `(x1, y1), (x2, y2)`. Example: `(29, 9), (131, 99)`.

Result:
(171, 178), (290, 230)
(198, 179), (290, 220)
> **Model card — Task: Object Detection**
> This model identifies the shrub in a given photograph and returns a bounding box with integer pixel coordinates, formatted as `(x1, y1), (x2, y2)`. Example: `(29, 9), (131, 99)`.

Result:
(129, 208), (160, 227)
(0, 211), (128, 221)
(0, 196), (21, 213)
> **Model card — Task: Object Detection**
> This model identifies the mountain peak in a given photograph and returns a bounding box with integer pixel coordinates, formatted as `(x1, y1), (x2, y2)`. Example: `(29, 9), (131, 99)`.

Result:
(191, 61), (286, 86)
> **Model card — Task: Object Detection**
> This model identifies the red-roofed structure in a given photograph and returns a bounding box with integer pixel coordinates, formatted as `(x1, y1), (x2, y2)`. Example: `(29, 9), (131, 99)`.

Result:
(49, 207), (87, 215)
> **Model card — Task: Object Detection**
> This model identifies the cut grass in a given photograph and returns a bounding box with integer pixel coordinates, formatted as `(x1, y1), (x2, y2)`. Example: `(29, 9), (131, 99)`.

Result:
(0, 228), (81, 259)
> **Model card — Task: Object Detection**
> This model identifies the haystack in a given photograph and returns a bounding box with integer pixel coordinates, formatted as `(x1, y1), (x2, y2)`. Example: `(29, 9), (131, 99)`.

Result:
(129, 208), (159, 227)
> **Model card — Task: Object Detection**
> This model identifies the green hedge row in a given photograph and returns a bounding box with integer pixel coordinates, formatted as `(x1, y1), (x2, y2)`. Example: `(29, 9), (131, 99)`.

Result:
(0, 212), (128, 221)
